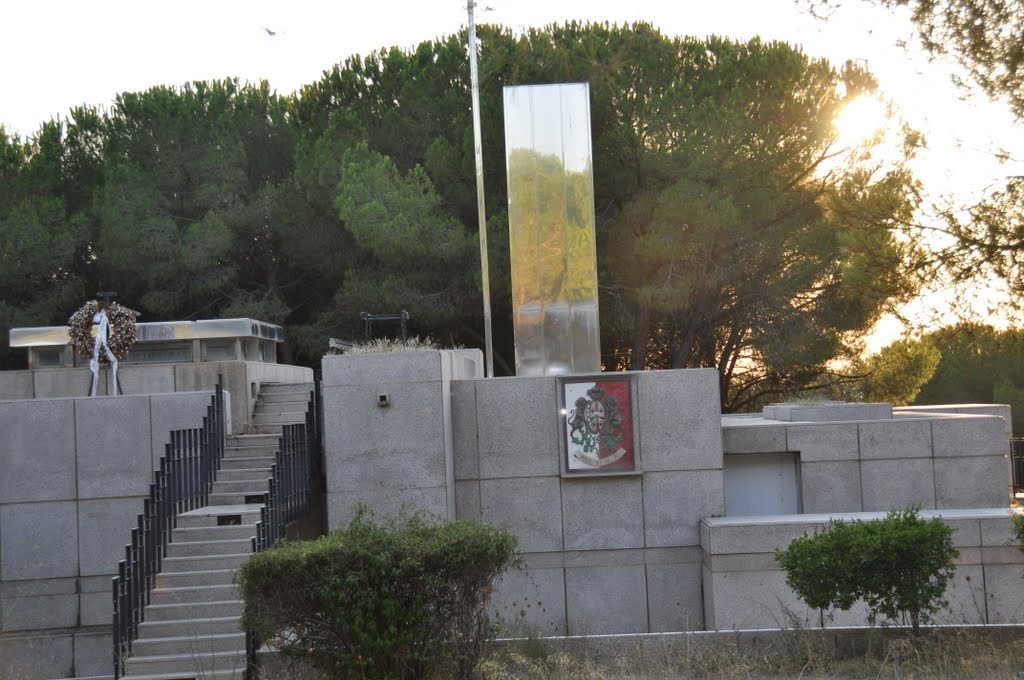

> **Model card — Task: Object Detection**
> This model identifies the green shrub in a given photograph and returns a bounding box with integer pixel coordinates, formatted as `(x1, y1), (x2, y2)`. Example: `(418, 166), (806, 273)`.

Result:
(237, 507), (519, 679)
(1011, 510), (1024, 552)
(775, 508), (958, 632)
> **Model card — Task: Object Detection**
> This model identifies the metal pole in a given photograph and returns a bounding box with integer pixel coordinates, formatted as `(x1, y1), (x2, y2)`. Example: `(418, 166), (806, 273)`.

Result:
(467, 0), (495, 378)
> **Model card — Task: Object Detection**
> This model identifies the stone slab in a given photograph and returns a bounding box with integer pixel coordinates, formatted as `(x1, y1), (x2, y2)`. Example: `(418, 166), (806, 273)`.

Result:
(322, 352), (442, 386)
(455, 480), (481, 520)
(0, 501), (78, 580)
(451, 380), (480, 480)
(636, 369), (722, 472)
(492, 566), (567, 636)
(150, 391), (217, 470)
(0, 371), (33, 400)
(705, 569), (815, 630)
(860, 458), (936, 511)
(116, 364), (176, 396)
(786, 423), (859, 462)
(858, 419), (932, 460)
(75, 630), (115, 677)
(933, 564), (987, 625)
(0, 399), (76, 503)
(565, 564), (648, 634)
(34, 368), (99, 398)
(79, 590), (113, 627)
(934, 456), (1009, 509)
(931, 416), (1006, 457)
(75, 396), (153, 499)
(77, 497), (145, 577)
(643, 470), (724, 548)
(561, 476), (643, 551)
(326, 487), (449, 530)
(646, 561), (704, 631)
(476, 377), (559, 478)
(982, 563), (1024, 623)
(0, 632), (73, 679)
(1, 591), (78, 630)
(480, 477), (563, 553)
(800, 460), (863, 513)
(721, 423), (787, 454)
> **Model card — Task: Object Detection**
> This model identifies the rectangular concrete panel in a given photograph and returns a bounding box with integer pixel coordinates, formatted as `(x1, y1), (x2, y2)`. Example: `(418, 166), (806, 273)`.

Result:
(454, 480), (482, 520)
(800, 460), (863, 513)
(636, 369), (723, 472)
(0, 501), (79, 580)
(860, 458), (936, 511)
(706, 568), (815, 630)
(480, 477), (563, 553)
(0, 399), (76, 503)
(323, 382), (447, 494)
(646, 561), (704, 631)
(934, 564), (987, 625)
(322, 352), (442, 387)
(116, 364), (176, 396)
(931, 416), (1006, 457)
(0, 633), (73, 679)
(1, 591), (79, 630)
(491, 566), (567, 636)
(477, 377), (559, 478)
(982, 564), (1024, 623)
(75, 396), (153, 499)
(561, 476), (643, 550)
(74, 630), (115, 677)
(721, 421), (787, 454)
(77, 497), (146, 577)
(149, 391), (216, 469)
(0, 370), (33, 399)
(34, 368), (98, 398)
(858, 419), (932, 460)
(643, 470), (725, 547)
(451, 380), (480, 480)
(934, 456), (1009, 508)
(565, 564), (647, 634)
(326, 487), (449, 531)
(786, 423), (859, 462)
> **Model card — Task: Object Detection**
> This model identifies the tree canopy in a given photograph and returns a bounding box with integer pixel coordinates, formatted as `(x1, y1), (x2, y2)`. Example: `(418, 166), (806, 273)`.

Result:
(0, 23), (928, 409)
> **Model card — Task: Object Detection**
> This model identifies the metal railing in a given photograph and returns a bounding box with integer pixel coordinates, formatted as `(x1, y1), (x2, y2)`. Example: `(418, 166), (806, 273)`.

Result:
(1012, 437), (1024, 500)
(112, 380), (226, 679)
(245, 373), (323, 677)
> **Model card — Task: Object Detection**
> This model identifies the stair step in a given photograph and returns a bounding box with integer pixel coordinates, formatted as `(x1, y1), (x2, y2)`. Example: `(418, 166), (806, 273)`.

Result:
(219, 455), (275, 470)
(123, 648), (248, 675)
(212, 479), (271, 494)
(223, 444), (278, 458)
(172, 525), (257, 541)
(227, 433), (280, 446)
(150, 583), (240, 605)
(253, 412), (306, 425)
(207, 492), (266, 507)
(155, 568), (237, 588)
(259, 382), (313, 395)
(217, 467), (273, 482)
(160, 553), (252, 573)
(137, 615), (242, 638)
(120, 670), (242, 680)
(131, 631), (247, 657)
(167, 538), (253, 558)
(176, 506), (262, 528)
(141, 599), (244, 622)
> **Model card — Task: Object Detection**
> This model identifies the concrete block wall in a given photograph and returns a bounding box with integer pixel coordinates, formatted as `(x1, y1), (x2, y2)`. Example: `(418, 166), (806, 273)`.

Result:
(701, 508), (1024, 630)
(0, 360), (310, 433)
(722, 410), (1009, 513)
(452, 369), (723, 636)
(0, 392), (218, 678)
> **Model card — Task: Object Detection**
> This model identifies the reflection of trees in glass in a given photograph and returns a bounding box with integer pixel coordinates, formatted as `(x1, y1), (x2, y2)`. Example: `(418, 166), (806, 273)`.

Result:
(506, 147), (596, 308)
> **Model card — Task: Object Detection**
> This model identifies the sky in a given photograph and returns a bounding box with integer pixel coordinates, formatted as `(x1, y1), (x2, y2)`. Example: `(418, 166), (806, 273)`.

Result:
(3, 0), (1022, 346)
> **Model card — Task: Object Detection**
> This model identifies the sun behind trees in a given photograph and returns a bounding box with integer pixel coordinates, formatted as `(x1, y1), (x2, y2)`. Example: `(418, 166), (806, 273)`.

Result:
(0, 23), (927, 410)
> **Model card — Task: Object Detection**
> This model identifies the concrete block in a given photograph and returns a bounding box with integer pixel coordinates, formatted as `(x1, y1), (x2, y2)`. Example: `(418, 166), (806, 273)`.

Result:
(80, 589), (113, 627)
(765, 402), (892, 422)
(637, 369), (722, 471)
(116, 364), (176, 396)
(981, 513), (1018, 547)
(0, 501), (78, 580)
(77, 497), (145, 577)
(34, 368), (98, 398)
(858, 419), (932, 460)
(74, 630), (115, 677)
(324, 382), (447, 494)
(702, 518), (830, 555)
(451, 380), (479, 480)
(75, 395), (153, 499)
(455, 480), (481, 520)
(441, 349), (484, 381)
(0, 633), (73, 679)
(150, 391), (216, 469)
(0, 399), (76, 503)
(721, 423), (787, 454)
(934, 456), (1009, 508)
(0, 370), (33, 399)
(173, 362), (248, 432)
(705, 568), (815, 630)
(492, 566), (566, 636)
(565, 564), (648, 634)
(860, 459), (936, 511)
(982, 564), (1024, 623)
(480, 478), (563, 553)
(646, 561), (704, 631)
(1, 591), (79, 630)
(322, 352), (442, 386)
(561, 477), (644, 551)
(476, 377), (559, 478)
(933, 564), (987, 625)
(931, 416), (1006, 457)
(644, 470), (724, 547)
(326, 487), (449, 531)
(800, 460), (863, 513)
(786, 423), (858, 462)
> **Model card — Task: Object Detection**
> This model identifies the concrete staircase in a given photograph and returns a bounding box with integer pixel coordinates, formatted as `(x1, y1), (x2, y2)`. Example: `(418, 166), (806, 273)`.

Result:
(118, 383), (314, 680)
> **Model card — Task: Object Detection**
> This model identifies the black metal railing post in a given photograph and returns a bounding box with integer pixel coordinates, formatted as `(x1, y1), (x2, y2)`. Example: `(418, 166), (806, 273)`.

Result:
(113, 378), (225, 679)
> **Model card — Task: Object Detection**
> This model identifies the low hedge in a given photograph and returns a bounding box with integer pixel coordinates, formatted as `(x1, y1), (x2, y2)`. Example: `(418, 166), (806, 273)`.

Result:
(237, 508), (519, 679)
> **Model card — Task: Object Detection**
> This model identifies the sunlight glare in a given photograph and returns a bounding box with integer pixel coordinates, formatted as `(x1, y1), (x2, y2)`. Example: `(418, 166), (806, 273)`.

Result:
(834, 95), (888, 147)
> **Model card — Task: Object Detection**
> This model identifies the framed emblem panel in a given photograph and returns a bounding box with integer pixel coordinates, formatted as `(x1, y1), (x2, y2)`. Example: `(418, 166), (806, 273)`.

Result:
(558, 375), (640, 476)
